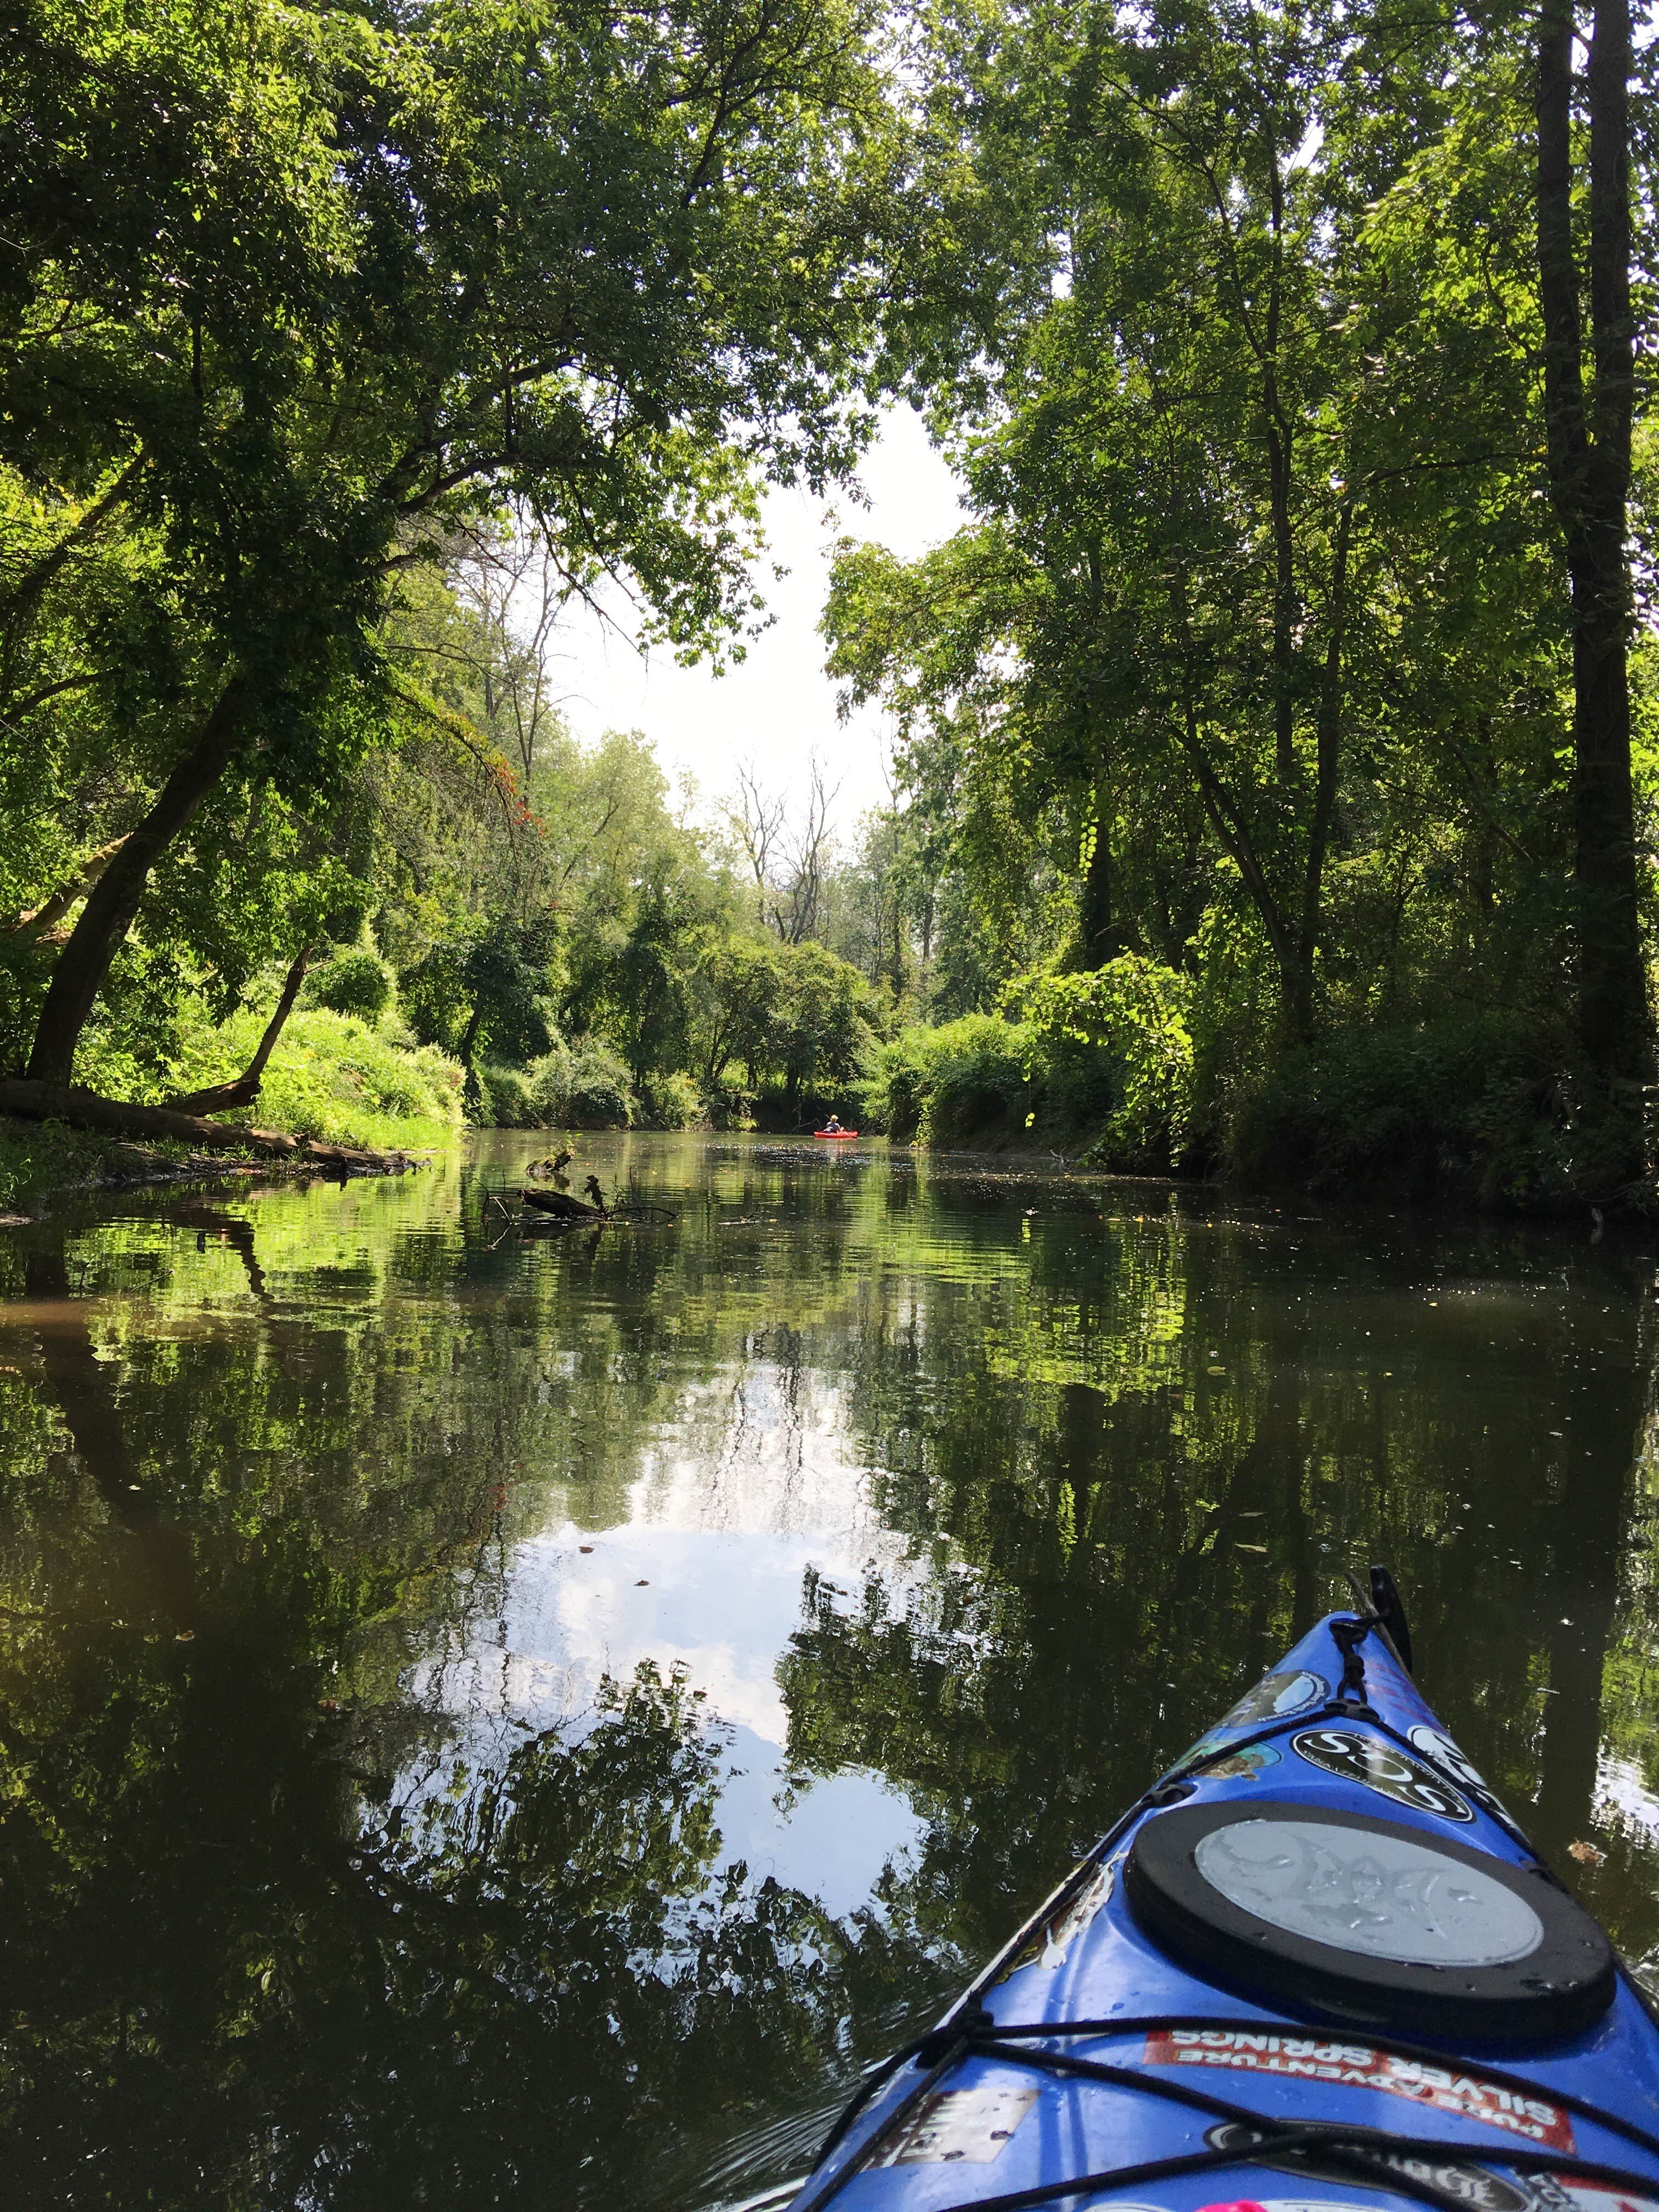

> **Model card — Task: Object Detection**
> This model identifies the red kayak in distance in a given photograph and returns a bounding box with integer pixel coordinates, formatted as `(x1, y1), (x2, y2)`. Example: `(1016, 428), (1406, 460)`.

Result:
(814, 1130), (858, 1139)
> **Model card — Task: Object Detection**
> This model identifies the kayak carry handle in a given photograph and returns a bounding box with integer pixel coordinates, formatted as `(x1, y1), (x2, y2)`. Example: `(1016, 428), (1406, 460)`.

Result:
(1368, 1561), (1414, 1674)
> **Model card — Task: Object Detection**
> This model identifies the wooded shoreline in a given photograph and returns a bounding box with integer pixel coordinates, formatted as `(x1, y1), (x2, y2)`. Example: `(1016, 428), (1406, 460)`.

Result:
(7, 0), (1659, 1218)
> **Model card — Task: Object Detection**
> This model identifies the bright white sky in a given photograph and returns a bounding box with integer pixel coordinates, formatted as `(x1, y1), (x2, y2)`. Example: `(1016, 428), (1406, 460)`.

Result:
(549, 406), (967, 838)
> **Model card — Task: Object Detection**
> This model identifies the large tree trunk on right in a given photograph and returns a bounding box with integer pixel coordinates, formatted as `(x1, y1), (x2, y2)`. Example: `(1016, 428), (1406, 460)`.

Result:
(1081, 789), (1120, 968)
(1537, 0), (1654, 1155)
(25, 674), (249, 1085)
(1572, 538), (1646, 1080)
(1288, 498), (1353, 1040)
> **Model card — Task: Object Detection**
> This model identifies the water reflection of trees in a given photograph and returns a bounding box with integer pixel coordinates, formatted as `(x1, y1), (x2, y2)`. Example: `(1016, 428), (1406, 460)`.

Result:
(0, 1175), (942, 2206)
(0, 1616), (923, 2206)
(807, 1204), (1659, 1977)
(5, 1158), (1659, 2204)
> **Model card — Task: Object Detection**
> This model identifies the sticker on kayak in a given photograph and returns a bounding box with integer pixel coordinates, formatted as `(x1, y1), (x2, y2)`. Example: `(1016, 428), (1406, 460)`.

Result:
(1169, 1734), (1285, 1783)
(1197, 2202), (1522, 2212)
(1223, 1670), (1330, 1727)
(866, 2081), (1036, 2165)
(1143, 2029), (1574, 2151)
(1105, 2200), (1558, 2212)
(1293, 1726), (1474, 1820)
(1051, 2175), (1656, 2212)
(1169, 1728), (1228, 1776)
(1409, 1723), (1523, 1831)
(1528, 2179), (1659, 2212)
(1206, 2119), (1533, 2211)
(1093, 2202), (1415, 2212)
(1206, 1742), (1283, 1782)
(1041, 1860), (1115, 1968)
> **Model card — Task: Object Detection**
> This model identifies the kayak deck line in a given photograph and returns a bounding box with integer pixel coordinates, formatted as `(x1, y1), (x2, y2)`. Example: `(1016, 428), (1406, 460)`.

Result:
(784, 1593), (1659, 2212)
(953, 2015), (1659, 2163)
(798, 2027), (1659, 2212)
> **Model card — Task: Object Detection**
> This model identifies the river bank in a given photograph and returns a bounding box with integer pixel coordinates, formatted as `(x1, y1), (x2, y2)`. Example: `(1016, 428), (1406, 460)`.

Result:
(0, 1006), (467, 1218)
(0, 1111), (430, 1221)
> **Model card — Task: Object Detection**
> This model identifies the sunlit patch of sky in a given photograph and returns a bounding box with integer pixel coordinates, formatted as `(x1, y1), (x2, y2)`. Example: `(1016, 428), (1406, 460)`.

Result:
(551, 406), (966, 836)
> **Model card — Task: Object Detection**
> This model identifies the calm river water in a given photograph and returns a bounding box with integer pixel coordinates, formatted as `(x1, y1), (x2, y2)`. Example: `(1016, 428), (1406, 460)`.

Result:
(3, 1133), (1658, 2208)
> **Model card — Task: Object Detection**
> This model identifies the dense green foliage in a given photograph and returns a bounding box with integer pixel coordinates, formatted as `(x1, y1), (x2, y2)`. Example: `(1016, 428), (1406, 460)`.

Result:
(4, 0), (1658, 1193)
(0, 0), (901, 1135)
(821, 0), (1659, 1196)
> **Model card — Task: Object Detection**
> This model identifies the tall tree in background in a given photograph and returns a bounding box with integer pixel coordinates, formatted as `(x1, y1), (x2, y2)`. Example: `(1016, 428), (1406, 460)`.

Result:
(1535, 0), (1654, 1152)
(832, 0), (1632, 1088)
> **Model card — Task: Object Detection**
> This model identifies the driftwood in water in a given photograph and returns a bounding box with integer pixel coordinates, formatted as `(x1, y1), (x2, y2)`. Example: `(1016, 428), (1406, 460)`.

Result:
(519, 1184), (605, 1220)
(524, 1149), (574, 1187)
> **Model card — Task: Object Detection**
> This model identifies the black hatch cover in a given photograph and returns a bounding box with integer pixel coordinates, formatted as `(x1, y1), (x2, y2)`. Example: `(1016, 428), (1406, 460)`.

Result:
(1125, 1799), (1615, 2045)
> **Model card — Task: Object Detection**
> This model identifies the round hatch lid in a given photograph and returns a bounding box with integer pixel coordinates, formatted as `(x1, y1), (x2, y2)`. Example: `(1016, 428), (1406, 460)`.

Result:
(1125, 1799), (1615, 2044)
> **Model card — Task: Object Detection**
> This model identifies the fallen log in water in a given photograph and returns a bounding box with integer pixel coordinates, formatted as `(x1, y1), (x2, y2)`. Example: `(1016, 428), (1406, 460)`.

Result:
(518, 1185), (605, 1220)
(0, 1079), (404, 1173)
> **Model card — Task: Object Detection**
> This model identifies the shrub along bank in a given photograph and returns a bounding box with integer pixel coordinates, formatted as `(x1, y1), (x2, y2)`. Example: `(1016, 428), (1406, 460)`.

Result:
(860, 958), (1624, 1207)
(864, 957), (1197, 1169)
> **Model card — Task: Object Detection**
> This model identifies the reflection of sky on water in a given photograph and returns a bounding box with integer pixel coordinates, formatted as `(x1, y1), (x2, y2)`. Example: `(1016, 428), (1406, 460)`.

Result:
(713, 1734), (921, 1922)
(19, 1134), (1659, 2212)
(1596, 1750), (1659, 1843)
(406, 1355), (931, 1916)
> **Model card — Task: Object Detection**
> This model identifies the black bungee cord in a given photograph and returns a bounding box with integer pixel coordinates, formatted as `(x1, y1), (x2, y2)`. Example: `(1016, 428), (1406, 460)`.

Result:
(852, 2126), (1659, 2212)
(799, 2029), (1659, 2212)
(967, 2012), (1659, 2166)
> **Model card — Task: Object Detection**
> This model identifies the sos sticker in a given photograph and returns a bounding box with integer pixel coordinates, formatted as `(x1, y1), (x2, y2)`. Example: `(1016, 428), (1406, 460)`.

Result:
(1409, 1722), (1524, 1832)
(1292, 1726), (1474, 1820)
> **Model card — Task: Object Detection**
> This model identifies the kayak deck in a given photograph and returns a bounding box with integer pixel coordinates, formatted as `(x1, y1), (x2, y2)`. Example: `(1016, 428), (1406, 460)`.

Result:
(786, 1606), (1659, 2212)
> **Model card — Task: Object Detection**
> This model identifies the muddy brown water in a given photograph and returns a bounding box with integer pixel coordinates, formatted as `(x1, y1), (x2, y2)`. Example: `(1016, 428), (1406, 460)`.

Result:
(2, 1133), (1656, 2208)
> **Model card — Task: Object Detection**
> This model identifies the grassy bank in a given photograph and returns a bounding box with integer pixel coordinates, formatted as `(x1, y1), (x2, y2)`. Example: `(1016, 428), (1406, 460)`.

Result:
(165, 1006), (466, 1155)
(0, 1009), (466, 1217)
(862, 961), (1196, 1170)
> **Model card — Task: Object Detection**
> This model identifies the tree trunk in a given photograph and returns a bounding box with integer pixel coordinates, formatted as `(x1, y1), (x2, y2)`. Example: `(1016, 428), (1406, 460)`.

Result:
(1537, 0), (1654, 1141)
(1081, 790), (1120, 968)
(26, 675), (249, 1085)
(1172, 671), (1304, 1027)
(165, 945), (314, 1115)
(0, 1077), (298, 1154)
(1262, 132), (1296, 790)
(0, 1077), (398, 1167)
(1289, 499), (1353, 1038)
